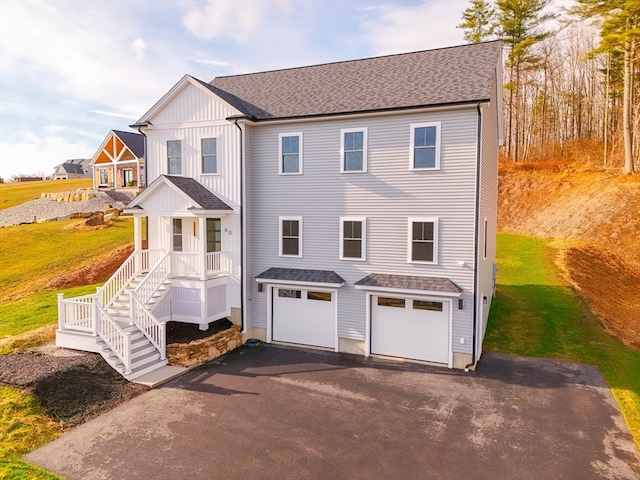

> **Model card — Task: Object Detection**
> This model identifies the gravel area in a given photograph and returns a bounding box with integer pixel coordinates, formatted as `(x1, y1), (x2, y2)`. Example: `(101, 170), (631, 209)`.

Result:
(0, 190), (134, 227)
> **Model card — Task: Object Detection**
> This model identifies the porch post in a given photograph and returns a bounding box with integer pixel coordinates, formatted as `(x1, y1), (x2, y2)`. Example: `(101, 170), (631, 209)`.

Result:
(199, 216), (207, 281)
(134, 215), (142, 272)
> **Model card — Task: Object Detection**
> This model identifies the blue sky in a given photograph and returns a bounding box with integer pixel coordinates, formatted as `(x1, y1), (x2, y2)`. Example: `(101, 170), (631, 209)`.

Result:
(0, 0), (570, 180)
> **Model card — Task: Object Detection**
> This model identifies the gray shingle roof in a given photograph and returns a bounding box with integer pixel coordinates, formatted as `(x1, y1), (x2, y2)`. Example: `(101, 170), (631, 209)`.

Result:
(256, 267), (345, 285)
(209, 41), (501, 120)
(355, 273), (462, 294)
(113, 130), (145, 158)
(163, 175), (233, 210)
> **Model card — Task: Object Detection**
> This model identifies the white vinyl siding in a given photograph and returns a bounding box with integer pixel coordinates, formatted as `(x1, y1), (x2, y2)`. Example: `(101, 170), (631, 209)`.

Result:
(279, 133), (303, 175)
(340, 128), (367, 173)
(410, 121), (441, 170)
(249, 108), (479, 355)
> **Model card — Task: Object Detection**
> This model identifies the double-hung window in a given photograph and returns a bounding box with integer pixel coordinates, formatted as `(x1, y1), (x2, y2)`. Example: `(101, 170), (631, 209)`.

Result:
(410, 122), (440, 170)
(340, 217), (366, 260)
(202, 138), (217, 174)
(279, 217), (302, 257)
(167, 140), (182, 174)
(206, 218), (221, 253)
(340, 128), (367, 173)
(279, 133), (302, 174)
(408, 218), (438, 263)
(172, 219), (183, 252)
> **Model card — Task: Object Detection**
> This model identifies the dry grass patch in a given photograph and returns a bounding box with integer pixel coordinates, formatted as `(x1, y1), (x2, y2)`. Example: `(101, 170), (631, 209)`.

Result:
(0, 178), (92, 210)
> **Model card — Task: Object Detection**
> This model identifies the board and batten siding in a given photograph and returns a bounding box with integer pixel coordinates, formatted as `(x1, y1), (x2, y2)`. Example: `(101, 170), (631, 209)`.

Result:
(248, 108), (480, 354)
(143, 81), (243, 305)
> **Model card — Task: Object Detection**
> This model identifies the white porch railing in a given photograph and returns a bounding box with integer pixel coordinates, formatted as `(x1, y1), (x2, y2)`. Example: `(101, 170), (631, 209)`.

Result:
(132, 296), (166, 359)
(171, 252), (201, 277)
(100, 249), (164, 307)
(206, 251), (227, 276)
(57, 293), (97, 334)
(96, 303), (132, 374)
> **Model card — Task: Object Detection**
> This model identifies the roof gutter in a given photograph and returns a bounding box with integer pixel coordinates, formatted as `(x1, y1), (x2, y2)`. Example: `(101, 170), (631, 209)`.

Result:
(465, 103), (483, 373)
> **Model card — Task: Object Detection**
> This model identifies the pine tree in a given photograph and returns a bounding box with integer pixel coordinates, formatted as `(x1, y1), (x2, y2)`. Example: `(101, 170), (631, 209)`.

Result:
(458, 0), (497, 43)
(496, 0), (555, 162)
(572, 0), (639, 174)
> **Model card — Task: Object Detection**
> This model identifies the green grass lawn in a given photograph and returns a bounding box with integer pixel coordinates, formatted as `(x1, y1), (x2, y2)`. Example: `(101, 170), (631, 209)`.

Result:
(485, 233), (640, 448)
(0, 386), (63, 480)
(0, 178), (92, 210)
(0, 219), (133, 303)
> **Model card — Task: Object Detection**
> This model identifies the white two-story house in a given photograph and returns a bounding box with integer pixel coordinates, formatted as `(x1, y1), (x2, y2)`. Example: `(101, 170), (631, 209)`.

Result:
(56, 41), (503, 378)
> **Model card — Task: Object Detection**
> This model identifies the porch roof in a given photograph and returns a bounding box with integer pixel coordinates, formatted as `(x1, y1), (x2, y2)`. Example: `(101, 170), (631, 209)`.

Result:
(126, 175), (233, 213)
(354, 273), (463, 297)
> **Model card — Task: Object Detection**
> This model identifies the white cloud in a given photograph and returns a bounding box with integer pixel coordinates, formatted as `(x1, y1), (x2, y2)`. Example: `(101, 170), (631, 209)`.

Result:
(89, 110), (140, 120)
(195, 58), (230, 66)
(131, 38), (146, 60)
(0, 133), (93, 179)
(362, 0), (472, 55)
(182, 0), (293, 43)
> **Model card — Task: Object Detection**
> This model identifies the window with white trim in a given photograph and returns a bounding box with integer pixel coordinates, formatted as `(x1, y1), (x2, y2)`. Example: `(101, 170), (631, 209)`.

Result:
(340, 128), (367, 172)
(408, 218), (438, 263)
(172, 218), (183, 252)
(279, 133), (302, 174)
(206, 218), (221, 253)
(201, 138), (217, 174)
(279, 217), (302, 257)
(340, 217), (366, 260)
(167, 140), (182, 174)
(410, 122), (440, 170)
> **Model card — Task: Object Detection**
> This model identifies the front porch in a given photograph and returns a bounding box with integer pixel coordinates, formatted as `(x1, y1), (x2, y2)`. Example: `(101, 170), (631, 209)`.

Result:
(56, 248), (231, 380)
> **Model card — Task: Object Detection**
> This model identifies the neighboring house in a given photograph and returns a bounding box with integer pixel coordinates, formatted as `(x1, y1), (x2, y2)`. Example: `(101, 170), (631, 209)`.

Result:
(52, 159), (91, 180)
(91, 130), (145, 190)
(56, 41), (503, 379)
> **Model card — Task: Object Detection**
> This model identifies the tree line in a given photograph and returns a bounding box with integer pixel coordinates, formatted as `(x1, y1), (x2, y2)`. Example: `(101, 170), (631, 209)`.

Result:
(458, 0), (639, 174)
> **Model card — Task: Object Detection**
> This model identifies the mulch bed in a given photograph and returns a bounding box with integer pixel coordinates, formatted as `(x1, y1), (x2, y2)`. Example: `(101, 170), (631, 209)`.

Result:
(167, 318), (234, 344)
(0, 349), (148, 428)
(0, 319), (235, 429)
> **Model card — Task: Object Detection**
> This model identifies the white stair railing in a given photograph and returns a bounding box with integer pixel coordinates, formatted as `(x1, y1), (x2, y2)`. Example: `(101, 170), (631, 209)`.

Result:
(100, 250), (138, 308)
(134, 250), (171, 305)
(131, 296), (166, 360)
(96, 303), (132, 374)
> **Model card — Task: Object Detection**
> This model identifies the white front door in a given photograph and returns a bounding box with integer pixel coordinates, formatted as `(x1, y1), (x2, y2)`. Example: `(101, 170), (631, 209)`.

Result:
(371, 295), (450, 364)
(272, 287), (336, 349)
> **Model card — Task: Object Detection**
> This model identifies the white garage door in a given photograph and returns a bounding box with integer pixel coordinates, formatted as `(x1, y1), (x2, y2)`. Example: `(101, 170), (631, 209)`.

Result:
(371, 296), (450, 364)
(272, 288), (336, 349)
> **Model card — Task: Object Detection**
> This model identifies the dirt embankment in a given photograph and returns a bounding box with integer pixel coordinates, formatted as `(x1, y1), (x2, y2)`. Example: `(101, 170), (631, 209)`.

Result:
(498, 168), (640, 350)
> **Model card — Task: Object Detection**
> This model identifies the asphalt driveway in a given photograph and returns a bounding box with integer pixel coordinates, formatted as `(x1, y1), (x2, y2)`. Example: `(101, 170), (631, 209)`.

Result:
(26, 346), (640, 479)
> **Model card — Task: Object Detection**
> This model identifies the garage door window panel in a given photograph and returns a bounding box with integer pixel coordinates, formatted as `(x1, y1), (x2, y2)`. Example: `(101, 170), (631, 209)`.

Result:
(413, 300), (443, 311)
(308, 291), (332, 301)
(377, 297), (405, 308)
(278, 289), (301, 299)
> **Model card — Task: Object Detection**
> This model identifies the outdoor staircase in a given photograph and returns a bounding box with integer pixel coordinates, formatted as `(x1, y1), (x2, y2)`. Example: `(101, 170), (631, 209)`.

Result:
(99, 274), (171, 380)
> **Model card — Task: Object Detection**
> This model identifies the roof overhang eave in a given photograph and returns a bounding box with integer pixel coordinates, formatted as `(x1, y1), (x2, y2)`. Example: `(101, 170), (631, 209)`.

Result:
(353, 284), (463, 298)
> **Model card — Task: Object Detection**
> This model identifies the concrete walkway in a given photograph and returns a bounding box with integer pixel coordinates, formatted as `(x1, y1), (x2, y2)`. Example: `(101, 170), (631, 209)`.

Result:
(26, 347), (640, 479)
